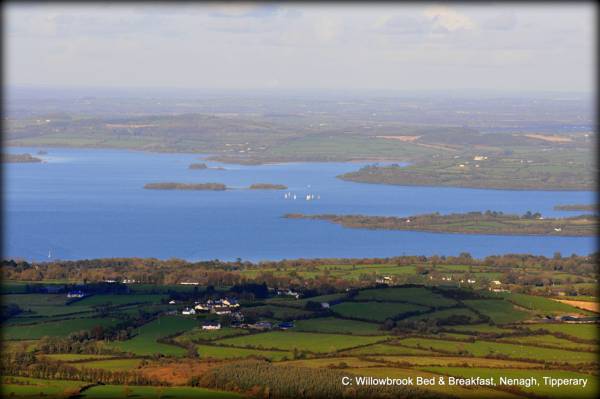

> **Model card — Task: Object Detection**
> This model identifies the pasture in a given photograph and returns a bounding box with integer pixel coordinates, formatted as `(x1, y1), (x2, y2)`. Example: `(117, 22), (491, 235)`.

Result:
(2, 317), (121, 340)
(332, 301), (428, 322)
(215, 331), (386, 353)
(355, 287), (456, 307)
(110, 316), (198, 357)
(397, 337), (598, 364)
(294, 317), (385, 335)
(463, 299), (531, 324)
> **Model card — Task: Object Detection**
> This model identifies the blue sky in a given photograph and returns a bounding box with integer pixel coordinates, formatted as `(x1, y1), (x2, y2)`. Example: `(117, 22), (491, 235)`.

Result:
(5, 2), (595, 92)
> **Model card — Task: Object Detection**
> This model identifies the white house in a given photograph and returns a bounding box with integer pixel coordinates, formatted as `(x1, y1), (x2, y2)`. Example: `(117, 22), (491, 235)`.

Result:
(202, 322), (221, 330)
(182, 308), (196, 315)
(194, 303), (209, 311)
(168, 300), (176, 305)
(320, 302), (330, 309)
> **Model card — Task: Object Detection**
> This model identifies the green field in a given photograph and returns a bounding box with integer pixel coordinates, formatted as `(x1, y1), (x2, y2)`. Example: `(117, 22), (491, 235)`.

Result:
(294, 317), (386, 335)
(74, 358), (145, 371)
(41, 354), (116, 362)
(110, 316), (198, 356)
(82, 384), (242, 398)
(332, 301), (428, 322)
(246, 305), (315, 320)
(398, 337), (598, 364)
(175, 327), (249, 344)
(499, 334), (597, 351)
(196, 344), (292, 360)
(525, 324), (599, 341)
(1, 376), (85, 397)
(463, 299), (531, 324)
(403, 307), (480, 323)
(216, 331), (385, 353)
(445, 324), (516, 334)
(73, 294), (167, 307)
(2, 317), (121, 340)
(341, 343), (437, 356)
(3, 294), (70, 306)
(354, 287), (457, 307)
(503, 293), (594, 316)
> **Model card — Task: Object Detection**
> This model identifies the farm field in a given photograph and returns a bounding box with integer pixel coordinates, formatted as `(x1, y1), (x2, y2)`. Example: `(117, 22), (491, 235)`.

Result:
(397, 337), (598, 363)
(1, 376), (87, 397)
(2, 317), (121, 340)
(81, 384), (242, 398)
(462, 299), (532, 324)
(503, 293), (594, 316)
(73, 358), (145, 371)
(216, 331), (386, 353)
(2, 262), (598, 398)
(73, 294), (167, 307)
(524, 323), (599, 341)
(498, 334), (598, 351)
(109, 316), (198, 356)
(354, 287), (457, 306)
(402, 307), (480, 323)
(294, 317), (385, 335)
(174, 326), (250, 344)
(196, 344), (292, 360)
(331, 301), (428, 322)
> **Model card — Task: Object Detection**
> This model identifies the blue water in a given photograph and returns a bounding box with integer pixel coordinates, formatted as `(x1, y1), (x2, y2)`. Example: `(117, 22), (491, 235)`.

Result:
(4, 147), (596, 261)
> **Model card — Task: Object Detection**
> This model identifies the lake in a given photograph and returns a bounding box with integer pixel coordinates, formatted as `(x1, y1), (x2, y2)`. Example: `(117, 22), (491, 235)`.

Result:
(4, 147), (596, 261)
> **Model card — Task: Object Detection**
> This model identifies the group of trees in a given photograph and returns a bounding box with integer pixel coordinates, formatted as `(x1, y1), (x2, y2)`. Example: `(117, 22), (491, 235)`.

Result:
(2, 252), (596, 296)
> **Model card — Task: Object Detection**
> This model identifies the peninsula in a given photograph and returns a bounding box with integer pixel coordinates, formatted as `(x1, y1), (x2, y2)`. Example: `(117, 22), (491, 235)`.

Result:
(338, 163), (594, 191)
(144, 182), (227, 191)
(4, 153), (42, 163)
(248, 183), (288, 190)
(284, 211), (597, 236)
(554, 204), (598, 212)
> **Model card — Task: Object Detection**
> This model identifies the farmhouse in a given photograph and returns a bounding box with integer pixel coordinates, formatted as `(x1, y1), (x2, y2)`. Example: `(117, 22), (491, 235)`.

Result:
(212, 306), (232, 315)
(320, 302), (330, 309)
(181, 307), (196, 315)
(67, 290), (86, 298)
(375, 276), (393, 284)
(202, 321), (221, 330)
(278, 321), (294, 330)
(249, 321), (272, 330)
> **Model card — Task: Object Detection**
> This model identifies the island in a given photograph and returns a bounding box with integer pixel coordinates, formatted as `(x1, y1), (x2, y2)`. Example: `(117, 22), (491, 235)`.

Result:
(4, 153), (43, 163)
(188, 162), (208, 169)
(284, 211), (597, 236)
(144, 182), (227, 191)
(248, 183), (288, 190)
(554, 204), (598, 212)
(188, 162), (226, 170)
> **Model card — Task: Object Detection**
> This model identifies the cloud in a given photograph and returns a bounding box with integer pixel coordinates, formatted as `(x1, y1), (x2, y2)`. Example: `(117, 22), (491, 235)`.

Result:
(374, 15), (428, 35)
(483, 12), (517, 31)
(423, 6), (475, 32)
(206, 3), (279, 18)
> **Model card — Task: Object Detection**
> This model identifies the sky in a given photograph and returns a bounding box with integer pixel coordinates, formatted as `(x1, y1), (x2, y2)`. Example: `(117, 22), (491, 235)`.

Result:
(4, 2), (596, 92)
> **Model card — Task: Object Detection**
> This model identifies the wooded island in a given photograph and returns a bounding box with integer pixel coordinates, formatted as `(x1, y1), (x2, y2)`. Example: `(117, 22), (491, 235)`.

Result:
(285, 211), (597, 236)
